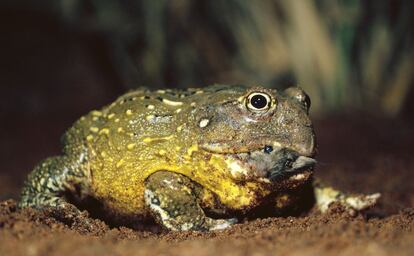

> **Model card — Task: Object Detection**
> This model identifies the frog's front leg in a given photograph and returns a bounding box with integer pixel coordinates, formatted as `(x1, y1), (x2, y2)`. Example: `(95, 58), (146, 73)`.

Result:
(18, 155), (92, 227)
(313, 180), (380, 214)
(144, 171), (237, 231)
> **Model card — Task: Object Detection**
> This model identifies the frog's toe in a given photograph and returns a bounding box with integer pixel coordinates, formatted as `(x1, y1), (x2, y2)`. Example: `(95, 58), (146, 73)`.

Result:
(314, 181), (381, 214)
(205, 217), (238, 231)
(344, 193), (381, 211)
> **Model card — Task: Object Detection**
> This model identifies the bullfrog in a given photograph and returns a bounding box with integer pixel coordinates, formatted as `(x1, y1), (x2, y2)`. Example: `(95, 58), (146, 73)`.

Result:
(18, 85), (380, 231)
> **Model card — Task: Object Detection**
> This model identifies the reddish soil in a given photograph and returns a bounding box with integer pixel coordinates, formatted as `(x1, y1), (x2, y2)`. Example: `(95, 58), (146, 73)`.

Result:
(1, 114), (413, 256)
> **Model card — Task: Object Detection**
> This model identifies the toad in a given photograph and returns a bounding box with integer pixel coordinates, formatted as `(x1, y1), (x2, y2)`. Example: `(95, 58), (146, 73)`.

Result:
(19, 85), (380, 231)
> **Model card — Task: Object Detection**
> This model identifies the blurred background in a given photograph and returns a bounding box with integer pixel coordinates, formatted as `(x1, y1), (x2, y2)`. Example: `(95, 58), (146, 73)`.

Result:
(1, 0), (413, 209)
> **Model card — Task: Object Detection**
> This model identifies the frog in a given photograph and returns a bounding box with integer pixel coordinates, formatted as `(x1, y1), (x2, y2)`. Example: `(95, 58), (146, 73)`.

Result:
(18, 84), (380, 231)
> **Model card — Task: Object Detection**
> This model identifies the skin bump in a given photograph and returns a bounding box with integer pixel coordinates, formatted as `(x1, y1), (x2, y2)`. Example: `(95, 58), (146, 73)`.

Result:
(143, 135), (174, 143)
(116, 159), (125, 168)
(199, 119), (210, 128)
(99, 128), (110, 135)
(91, 110), (102, 116)
(89, 127), (99, 133)
(162, 98), (184, 106)
(158, 149), (167, 155)
(127, 143), (136, 150)
(146, 115), (155, 121)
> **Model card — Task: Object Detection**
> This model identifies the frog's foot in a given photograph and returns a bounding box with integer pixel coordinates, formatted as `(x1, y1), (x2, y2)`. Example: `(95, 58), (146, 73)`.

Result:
(204, 217), (238, 231)
(314, 184), (381, 215)
(43, 200), (98, 233)
(18, 155), (97, 233)
(145, 171), (237, 231)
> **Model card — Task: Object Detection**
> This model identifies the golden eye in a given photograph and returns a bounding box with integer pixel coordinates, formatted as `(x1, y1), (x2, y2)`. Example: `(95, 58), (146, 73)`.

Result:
(246, 92), (273, 112)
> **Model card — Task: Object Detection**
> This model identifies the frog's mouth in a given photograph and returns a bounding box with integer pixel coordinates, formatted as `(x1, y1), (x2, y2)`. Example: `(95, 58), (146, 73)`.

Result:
(202, 144), (316, 183)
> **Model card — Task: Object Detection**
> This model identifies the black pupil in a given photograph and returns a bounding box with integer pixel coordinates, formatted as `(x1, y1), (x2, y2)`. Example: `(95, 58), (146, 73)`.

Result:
(250, 94), (268, 109)
(264, 145), (273, 154)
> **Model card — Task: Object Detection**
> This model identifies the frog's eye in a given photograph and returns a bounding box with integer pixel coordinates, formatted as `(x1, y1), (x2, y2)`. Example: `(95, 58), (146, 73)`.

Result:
(246, 92), (273, 112)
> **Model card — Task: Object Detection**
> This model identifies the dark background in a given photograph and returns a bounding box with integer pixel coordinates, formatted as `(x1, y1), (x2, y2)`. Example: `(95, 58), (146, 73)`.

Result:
(1, 0), (413, 203)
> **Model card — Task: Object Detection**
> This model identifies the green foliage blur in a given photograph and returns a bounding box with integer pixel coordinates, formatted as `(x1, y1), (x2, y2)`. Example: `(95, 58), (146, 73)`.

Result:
(4, 0), (414, 116)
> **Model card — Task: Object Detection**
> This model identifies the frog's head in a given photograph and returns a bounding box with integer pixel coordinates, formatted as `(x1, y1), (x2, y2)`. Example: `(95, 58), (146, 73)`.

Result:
(196, 85), (316, 184)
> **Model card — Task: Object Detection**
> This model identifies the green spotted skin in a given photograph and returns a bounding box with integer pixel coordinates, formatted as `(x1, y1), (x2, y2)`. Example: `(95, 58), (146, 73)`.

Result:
(19, 126), (92, 209)
(18, 153), (90, 209)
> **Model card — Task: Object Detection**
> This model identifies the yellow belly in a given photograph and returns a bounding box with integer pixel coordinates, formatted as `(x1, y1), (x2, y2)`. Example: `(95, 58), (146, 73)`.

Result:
(90, 146), (270, 216)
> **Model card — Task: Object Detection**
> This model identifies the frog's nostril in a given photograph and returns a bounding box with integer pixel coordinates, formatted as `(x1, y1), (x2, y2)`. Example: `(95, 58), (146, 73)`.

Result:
(264, 145), (273, 154)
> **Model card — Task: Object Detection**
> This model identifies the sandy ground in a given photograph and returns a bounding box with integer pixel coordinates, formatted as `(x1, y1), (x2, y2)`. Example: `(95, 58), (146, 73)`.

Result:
(0, 114), (413, 255)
